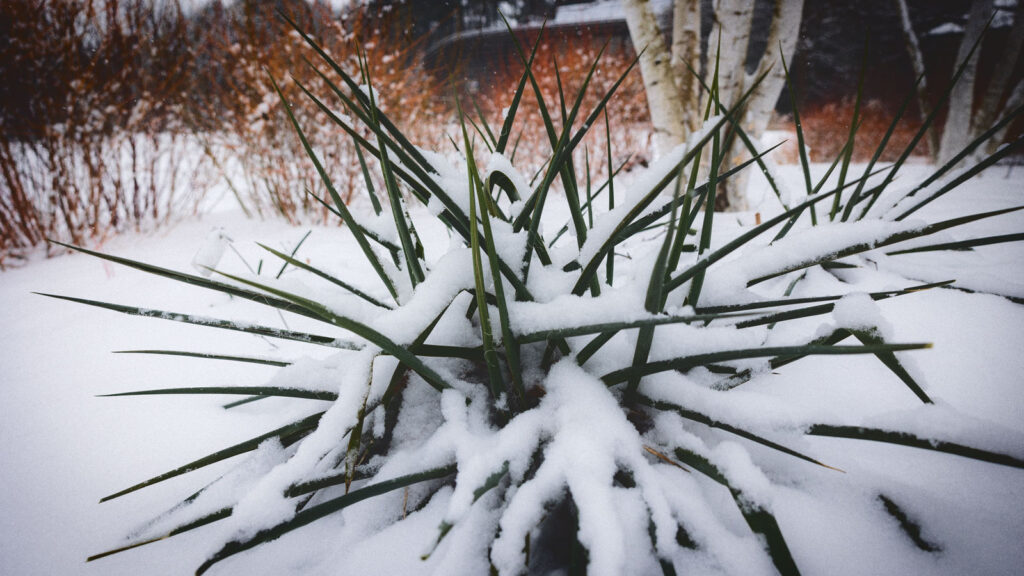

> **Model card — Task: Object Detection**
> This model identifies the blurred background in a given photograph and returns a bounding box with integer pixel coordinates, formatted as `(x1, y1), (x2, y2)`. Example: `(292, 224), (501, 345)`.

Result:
(1, 0), (1021, 265)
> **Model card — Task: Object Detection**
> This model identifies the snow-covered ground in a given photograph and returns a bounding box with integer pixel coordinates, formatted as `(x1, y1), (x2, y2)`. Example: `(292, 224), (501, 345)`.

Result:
(2, 164), (1023, 575)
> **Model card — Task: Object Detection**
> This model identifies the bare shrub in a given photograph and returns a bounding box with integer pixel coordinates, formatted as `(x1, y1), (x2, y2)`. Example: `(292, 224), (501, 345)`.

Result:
(0, 0), (208, 266)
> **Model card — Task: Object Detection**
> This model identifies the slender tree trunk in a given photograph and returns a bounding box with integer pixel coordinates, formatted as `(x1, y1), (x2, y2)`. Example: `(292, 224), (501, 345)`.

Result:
(938, 0), (994, 165)
(671, 0), (703, 132)
(895, 0), (940, 159)
(623, 0), (805, 211)
(723, 0), (804, 211)
(744, 0), (804, 139)
(989, 78), (1024, 150)
(707, 0), (754, 210)
(623, 0), (687, 153)
(710, 0), (755, 108)
(974, 1), (1024, 143)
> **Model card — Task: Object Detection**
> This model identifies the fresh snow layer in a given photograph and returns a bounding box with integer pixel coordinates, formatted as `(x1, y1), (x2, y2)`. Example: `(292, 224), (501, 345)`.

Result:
(1, 164), (1023, 575)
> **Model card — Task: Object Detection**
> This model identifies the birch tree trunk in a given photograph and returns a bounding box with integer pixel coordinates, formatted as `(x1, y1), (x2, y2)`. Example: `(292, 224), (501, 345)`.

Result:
(720, 0), (803, 211)
(938, 0), (994, 165)
(705, 0), (754, 210)
(622, 0), (806, 211)
(743, 0), (805, 139)
(895, 0), (940, 159)
(709, 0), (755, 108)
(989, 79), (1024, 149)
(671, 0), (703, 133)
(622, 0), (687, 153)
(974, 0), (1024, 144)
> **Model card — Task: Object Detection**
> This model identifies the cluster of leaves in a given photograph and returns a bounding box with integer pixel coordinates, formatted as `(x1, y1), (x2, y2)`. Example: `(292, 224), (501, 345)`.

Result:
(49, 13), (1024, 576)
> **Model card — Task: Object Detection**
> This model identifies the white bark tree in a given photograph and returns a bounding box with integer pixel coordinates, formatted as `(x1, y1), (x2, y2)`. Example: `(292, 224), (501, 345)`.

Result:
(709, 0), (755, 109)
(897, 0), (1022, 164)
(974, 0), (1024, 152)
(670, 0), (702, 133)
(622, 0), (688, 153)
(622, 0), (805, 210)
(742, 0), (805, 146)
(937, 0), (994, 165)
(896, 0), (940, 158)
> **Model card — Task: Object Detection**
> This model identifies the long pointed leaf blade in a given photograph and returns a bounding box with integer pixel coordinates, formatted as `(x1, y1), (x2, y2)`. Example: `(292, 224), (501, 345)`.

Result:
(730, 282), (955, 330)
(841, 73), (925, 221)
(892, 102), (1024, 213)
(100, 412), (324, 502)
(850, 328), (933, 404)
(602, 343), (931, 385)
(684, 59), (788, 210)
(113, 350), (291, 367)
(746, 205), (1024, 286)
(476, 172), (525, 405)
(780, 51), (815, 220)
(696, 281), (953, 314)
(886, 233), (1024, 255)
(35, 293), (355, 349)
(640, 396), (839, 471)
(304, 187), (403, 257)
(196, 464), (457, 575)
(516, 311), (755, 344)
(627, 165), (686, 399)
(358, 50), (426, 288)
(893, 133), (1024, 221)
(267, 72), (400, 303)
(463, 119), (506, 402)
(274, 230), (312, 280)
(353, 136), (382, 215)
(805, 425), (1024, 468)
(496, 23), (545, 153)
(619, 143), (784, 240)
(87, 507), (233, 562)
(279, 11), (436, 175)
(664, 180), (847, 293)
(99, 387), (337, 401)
(210, 271), (453, 392)
(673, 446), (801, 576)
(47, 241), (321, 322)
(257, 243), (393, 310)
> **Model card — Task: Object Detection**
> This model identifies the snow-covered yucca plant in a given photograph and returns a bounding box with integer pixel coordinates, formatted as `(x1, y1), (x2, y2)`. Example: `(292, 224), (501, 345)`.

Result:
(47, 15), (1024, 576)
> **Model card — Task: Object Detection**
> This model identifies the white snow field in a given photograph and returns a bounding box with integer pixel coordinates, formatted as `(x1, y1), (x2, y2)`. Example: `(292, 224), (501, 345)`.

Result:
(2, 163), (1023, 576)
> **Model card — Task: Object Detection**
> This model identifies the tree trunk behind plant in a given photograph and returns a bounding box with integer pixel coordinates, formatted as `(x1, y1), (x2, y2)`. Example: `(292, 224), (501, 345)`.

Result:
(989, 78), (1024, 150)
(896, 0), (940, 160)
(938, 0), (994, 166)
(623, 0), (688, 154)
(974, 0), (1024, 149)
(743, 0), (804, 139)
(724, 0), (805, 211)
(709, 0), (757, 211)
(671, 0), (703, 133)
(709, 0), (755, 108)
(624, 0), (805, 211)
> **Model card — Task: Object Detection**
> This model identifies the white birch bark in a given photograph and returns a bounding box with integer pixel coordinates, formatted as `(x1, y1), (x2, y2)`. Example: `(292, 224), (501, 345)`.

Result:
(671, 0), (703, 132)
(938, 0), (994, 165)
(724, 0), (804, 211)
(709, 0), (755, 108)
(623, 0), (687, 154)
(705, 0), (754, 210)
(974, 0), (1024, 138)
(743, 0), (805, 139)
(988, 78), (1024, 152)
(895, 0), (940, 159)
